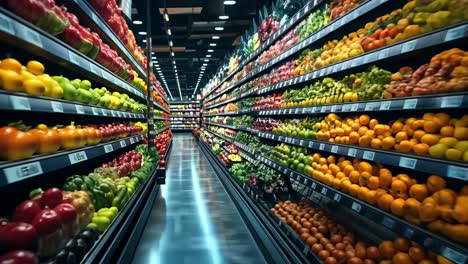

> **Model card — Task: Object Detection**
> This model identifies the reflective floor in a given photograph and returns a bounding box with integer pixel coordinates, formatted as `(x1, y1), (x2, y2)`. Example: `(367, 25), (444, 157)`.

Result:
(132, 133), (267, 264)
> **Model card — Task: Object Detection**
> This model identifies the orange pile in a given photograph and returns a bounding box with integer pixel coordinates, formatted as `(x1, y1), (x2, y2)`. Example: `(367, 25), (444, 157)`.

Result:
(302, 152), (468, 244)
(315, 113), (468, 161)
(271, 199), (453, 263)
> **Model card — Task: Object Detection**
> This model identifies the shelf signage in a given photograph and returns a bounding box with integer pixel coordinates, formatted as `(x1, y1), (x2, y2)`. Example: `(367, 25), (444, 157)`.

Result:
(68, 151), (88, 164)
(4, 162), (43, 182)
(104, 144), (114, 153)
(363, 151), (375, 161)
(51, 101), (64, 112)
(10, 96), (31, 111)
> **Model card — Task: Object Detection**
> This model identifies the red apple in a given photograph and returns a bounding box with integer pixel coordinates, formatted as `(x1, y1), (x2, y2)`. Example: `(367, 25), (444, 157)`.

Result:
(0, 250), (38, 264)
(13, 200), (42, 223)
(53, 204), (76, 223)
(41, 188), (62, 208)
(0, 222), (38, 251)
(31, 209), (63, 235)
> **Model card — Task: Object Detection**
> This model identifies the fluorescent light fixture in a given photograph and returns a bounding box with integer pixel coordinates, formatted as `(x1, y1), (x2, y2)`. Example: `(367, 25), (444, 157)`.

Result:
(169, 40), (173, 46)
(204, 59), (209, 62)
(163, 13), (169, 22)
(209, 43), (216, 46)
(133, 20), (143, 25)
(212, 36), (220, 40)
(167, 29), (172, 35)
(171, 52), (175, 56)
(172, 60), (175, 64)
(203, 63), (208, 66)
(152, 56), (157, 59)
(207, 49), (214, 53)
(219, 15), (229, 20)
(214, 27), (224, 31)
(138, 31), (147, 35)
(206, 55), (212, 57)
(224, 0), (236, 5)
(142, 39), (147, 43)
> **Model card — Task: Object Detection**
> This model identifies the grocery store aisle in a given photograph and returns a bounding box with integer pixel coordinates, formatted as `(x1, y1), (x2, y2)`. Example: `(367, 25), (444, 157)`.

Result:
(132, 133), (267, 264)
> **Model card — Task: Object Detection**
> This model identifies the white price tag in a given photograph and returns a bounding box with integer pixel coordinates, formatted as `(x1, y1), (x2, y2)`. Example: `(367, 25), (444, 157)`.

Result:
(382, 217), (395, 228)
(441, 247), (466, 264)
(351, 202), (362, 212)
(25, 28), (42, 48)
(445, 26), (465, 42)
(363, 151), (375, 161)
(380, 101), (391, 110)
(3, 162), (43, 182)
(10, 96), (31, 110)
(75, 105), (85, 114)
(130, 138), (135, 144)
(404, 228), (414, 239)
(111, 110), (117, 117)
(447, 165), (468, 180)
(331, 145), (338, 153)
(319, 143), (325, 150)
(365, 102), (378, 111)
(311, 182), (317, 189)
(333, 193), (341, 202)
(342, 104), (351, 111)
(321, 187), (328, 195)
(104, 144), (114, 153)
(0, 13), (14, 34)
(308, 142), (314, 148)
(348, 148), (358, 157)
(331, 105), (337, 112)
(102, 108), (108, 116)
(401, 40), (417, 53)
(50, 101), (64, 112)
(299, 140), (304, 146)
(351, 104), (359, 111)
(91, 107), (99, 115)
(441, 95), (463, 108)
(403, 99), (418, 109)
(68, 151), (88, 164)
(120, 140), (127, 148)
(399, 157), (417, 169)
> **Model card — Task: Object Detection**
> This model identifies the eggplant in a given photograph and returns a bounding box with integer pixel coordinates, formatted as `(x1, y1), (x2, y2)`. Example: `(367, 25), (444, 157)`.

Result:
(74, 238), (87, 259)
(64, 239), (77, 252)
(78, 230), (96, 247)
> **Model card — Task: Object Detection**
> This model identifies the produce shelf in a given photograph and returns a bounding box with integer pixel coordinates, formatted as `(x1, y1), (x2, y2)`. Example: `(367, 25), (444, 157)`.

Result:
(257, 93), (468, 116)
(171, 128), (196, 131)
(0, 8), (147, 102)
(152, 85), (170, 105)
(170, 101), (200, 105)
(204, 122), (237, 130)
(153, 116), (170, 121)
(170, 109), (200, 112)
(149, 125), (170, 136)
(198, 139), (314, 263)
(0, 91), (146, 119)
(256, 154), (468, 263)
(204, 23), (468, 109)
(203, 0), (326, 101)
(0, 134), (146, 187)
(171, 115), (200, 118)
(64, 0), (147, 79)
(81, 161), (159, 263)
(153, 101), (170, 114)
(253, 129), (468, 180)
(203, 109), (251, 116)
(204, 0), (394, 104)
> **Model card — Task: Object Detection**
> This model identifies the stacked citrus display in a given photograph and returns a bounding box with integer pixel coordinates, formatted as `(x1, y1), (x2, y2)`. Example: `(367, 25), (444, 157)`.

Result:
(272, 198), (454, 263)
(269, 144), (468, 244)
(315, 113), (468, 161)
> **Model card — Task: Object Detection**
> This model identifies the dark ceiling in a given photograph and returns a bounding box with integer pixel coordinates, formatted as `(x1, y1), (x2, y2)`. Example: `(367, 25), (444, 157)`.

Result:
(131, 0), (272, 100)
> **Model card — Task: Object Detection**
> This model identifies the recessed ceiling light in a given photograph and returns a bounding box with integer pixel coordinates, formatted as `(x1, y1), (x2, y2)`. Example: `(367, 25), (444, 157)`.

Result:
(169, 40), (173, 46)
(203, 63), (208, 66)
(206, 55), (212, 57)
(224, 0), (236, 5)
(171, 52), (175, 56)
(209, 43), (217, 46)
(142, 39), (147, 43)
(207, 50), (214, 53)
(138, 31), (147, 35)
(204, 59), (209, 62)
(219, 15), (229, 20)
(212, 36), (220, 40)
(133, 20), (143, 25)
(167, 29), (172, 35)
(163, 13), (169, 22)
(214, 27), (224, 31)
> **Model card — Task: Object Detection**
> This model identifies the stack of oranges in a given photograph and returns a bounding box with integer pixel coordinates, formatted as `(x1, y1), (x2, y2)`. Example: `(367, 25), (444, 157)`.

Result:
(315, 113), (468, 161)
(291, 150), (468, 244)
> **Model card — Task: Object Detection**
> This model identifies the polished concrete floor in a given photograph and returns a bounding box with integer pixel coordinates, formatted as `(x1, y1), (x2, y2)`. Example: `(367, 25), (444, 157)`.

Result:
(132, 133), (267, 264)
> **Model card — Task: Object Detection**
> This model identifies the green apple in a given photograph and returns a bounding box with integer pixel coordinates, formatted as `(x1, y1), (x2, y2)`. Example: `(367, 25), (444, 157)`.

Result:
(80, 79), (92, 90)
(76, 88), (92, 103)
(88, 89), (100, 105)
(70, 79), (81, 89)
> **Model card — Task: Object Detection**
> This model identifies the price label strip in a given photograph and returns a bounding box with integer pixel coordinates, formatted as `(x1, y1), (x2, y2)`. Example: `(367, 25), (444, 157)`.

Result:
(10, 96), (31, 110)
(104, 144), (114, 153)
(3, 162), (43, 182)
(68, 151), (88, 165)
(50, 101), (64, 112)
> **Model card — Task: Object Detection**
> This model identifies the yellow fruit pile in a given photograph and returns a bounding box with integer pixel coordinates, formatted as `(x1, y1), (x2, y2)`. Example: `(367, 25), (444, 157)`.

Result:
(0, 58), (63, 98)
(315, 113), (468, 161)
(296, 151), (468, 244)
